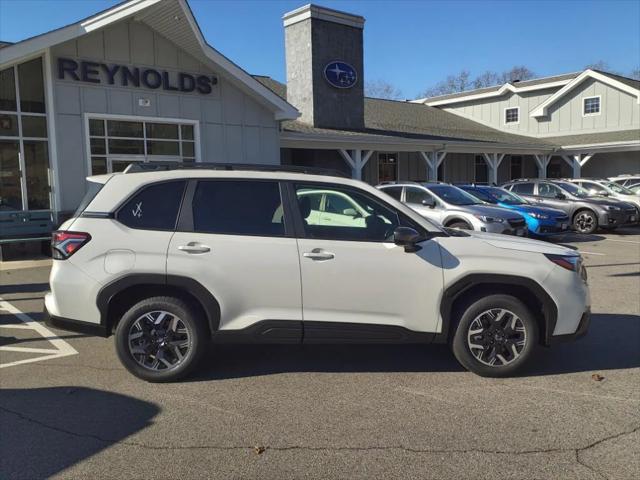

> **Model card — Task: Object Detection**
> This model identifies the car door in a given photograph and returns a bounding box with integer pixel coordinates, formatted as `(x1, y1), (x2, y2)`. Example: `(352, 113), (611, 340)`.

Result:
(405, 186), (444, 224)
(167, 179), (302, 337)
(292, 182), (444, 338)
(535, 182), (572, 214)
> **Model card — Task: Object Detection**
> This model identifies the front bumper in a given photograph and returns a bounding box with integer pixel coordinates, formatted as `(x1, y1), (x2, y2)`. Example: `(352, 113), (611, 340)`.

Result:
(548, 309), (590, 344)
(598, 209), (639, 227)
(480, 221), (527, 236)
(532, 217), (571, 235)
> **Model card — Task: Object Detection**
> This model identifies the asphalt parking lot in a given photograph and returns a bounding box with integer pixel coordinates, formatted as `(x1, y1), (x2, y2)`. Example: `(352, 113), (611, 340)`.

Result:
(1, 229), (639, 479)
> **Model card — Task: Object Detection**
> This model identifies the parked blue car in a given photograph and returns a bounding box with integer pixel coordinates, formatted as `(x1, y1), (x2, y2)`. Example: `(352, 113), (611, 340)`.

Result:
(459, 185), (571, 237)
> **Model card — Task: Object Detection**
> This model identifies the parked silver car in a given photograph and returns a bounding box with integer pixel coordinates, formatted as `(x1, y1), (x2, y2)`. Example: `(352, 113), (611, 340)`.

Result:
(569, 178), (640, 210)
(378, 182), (527, 235)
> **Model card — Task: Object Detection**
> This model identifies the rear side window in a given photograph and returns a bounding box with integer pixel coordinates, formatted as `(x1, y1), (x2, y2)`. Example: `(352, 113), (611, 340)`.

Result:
(192, 180), (285, 237)
(511, 182), (534, 195)
(381, 186), (402, 200)
(117, 181), (186, 230)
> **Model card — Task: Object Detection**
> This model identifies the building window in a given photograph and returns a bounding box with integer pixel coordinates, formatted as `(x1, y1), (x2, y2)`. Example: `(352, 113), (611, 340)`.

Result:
(88, 117), (197, 174)
(378, 153), (398, 183)
(505, 107), (519, 124)
(474, 155), (487, 183)
(583, 96), (600, 116)
(510, 155), (522, 179)
(0, 57), (51, 212)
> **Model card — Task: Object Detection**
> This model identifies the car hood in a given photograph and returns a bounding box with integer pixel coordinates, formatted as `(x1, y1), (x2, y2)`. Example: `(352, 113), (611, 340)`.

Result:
(463, 230), (577, 255)
(462, 204), (522, 219)
(501, 203), (567, 217)
(583, 196), (633, 208)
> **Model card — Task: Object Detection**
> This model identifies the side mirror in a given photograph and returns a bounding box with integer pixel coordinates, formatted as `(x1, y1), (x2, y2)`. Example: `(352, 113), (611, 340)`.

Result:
(393, 227), (424, 253)
(421, 198), (436, 209)
(342, 208), (359, 217)
(555, 193), (566, 200)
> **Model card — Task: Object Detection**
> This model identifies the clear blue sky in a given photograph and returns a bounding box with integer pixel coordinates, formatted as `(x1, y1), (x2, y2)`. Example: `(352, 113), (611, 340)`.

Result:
(1, 0), (638, 98)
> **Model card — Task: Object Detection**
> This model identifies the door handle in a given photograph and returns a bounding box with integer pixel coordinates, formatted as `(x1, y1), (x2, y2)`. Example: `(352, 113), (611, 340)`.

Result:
(178, 242), (211, 254)
(303, 248), (335, 261)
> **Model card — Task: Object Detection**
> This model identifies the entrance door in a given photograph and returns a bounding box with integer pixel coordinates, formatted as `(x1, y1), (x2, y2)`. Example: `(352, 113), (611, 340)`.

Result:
(0, 140), (22, 211)
(293, 183), (444, 336)
(378, 153), (398, 183)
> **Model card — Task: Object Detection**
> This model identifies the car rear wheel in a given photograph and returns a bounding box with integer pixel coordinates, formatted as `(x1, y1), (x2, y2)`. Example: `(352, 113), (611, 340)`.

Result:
(115, 297), (207, 382)
(451, 294), (538, 377)
(573, 210), (598, 234)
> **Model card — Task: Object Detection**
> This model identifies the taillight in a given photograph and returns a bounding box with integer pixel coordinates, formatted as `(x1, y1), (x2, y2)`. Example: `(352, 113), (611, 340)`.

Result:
(51, 231), (91, 259)
(544, 253), (581, 272)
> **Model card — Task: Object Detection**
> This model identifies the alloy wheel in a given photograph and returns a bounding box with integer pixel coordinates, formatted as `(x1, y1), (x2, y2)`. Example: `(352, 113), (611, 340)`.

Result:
(466, 308), (527, 367)
(128, 310), (191, 371)
(574, 212), (595, 233)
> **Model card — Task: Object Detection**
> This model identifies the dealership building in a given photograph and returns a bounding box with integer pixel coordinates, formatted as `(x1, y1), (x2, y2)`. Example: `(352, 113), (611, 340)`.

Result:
(0, 0), (639, 239)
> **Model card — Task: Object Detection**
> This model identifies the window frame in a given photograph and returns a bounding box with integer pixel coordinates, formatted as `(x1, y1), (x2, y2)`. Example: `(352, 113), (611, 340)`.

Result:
(504, 106), (520, 125)
(84, 113), (200, 175)
(377, 152), (399, 184)
(582, 95), (601, 117)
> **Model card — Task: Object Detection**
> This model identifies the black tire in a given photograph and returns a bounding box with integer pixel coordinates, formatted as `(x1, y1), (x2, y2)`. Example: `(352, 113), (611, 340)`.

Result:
(115, 296), (207, 382)
(451, 294), (538, 377)
(573, 209), (598, 234)
(447, 220), (472, 230)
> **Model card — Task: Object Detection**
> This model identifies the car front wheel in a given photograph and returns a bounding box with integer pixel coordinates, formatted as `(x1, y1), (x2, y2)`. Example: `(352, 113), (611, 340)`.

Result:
(573, 210), (598, 234)
(115, 296), (207, 382)
(451, 294), (538, 377)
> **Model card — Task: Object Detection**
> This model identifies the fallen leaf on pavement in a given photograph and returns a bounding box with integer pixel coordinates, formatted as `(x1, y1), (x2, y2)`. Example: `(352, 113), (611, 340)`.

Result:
(591, 373), (605, 382)
(254, 446), (266, 455)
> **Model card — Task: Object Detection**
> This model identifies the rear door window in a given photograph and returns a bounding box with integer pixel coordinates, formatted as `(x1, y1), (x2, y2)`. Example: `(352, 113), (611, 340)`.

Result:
(117, 181), (186, 230)
(510, 182), (534, 195)
(192, 180), (285, 237)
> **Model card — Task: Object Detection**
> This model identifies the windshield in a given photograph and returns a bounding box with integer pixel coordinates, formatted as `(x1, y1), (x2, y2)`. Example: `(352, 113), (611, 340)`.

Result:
(485, 187), (527, 205)
(557, 182), (590, 198)
(429, 185), (481, 206)
(604, 181), (635, 195)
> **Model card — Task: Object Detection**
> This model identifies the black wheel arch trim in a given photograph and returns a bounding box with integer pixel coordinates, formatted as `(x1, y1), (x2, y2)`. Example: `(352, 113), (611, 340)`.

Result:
(436, 273), (558, 346)
(96, 274), (221, 336)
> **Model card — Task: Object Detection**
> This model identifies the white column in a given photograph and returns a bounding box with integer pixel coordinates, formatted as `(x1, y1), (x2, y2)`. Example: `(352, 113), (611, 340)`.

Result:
(533, 154), (553, 179)
(338, 149), (374, 180)
(561, 153), (593, 178)
(482, 153), (506, 185)
(419, 151), (447, 181)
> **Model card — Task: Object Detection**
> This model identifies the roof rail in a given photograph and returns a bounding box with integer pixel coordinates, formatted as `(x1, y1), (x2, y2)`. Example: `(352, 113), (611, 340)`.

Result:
(123, 162), (350, 178)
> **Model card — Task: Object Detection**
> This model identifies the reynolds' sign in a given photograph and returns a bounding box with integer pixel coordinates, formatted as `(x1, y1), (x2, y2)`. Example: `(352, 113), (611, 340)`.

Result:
(57, 58), (217, 94)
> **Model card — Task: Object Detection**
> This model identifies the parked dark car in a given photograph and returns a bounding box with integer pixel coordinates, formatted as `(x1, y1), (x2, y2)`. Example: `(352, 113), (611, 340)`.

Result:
(502, 179), (638, 234)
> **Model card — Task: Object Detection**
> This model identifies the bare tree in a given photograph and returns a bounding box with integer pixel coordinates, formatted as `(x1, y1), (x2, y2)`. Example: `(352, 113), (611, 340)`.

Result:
(473, 71), (501, 89)
(585, 60), (611, 72)
(500, 66), (535, 83)
(365, 79), (403, 100)
(630, 68), (640, 80)
(420, 70), (471, 97)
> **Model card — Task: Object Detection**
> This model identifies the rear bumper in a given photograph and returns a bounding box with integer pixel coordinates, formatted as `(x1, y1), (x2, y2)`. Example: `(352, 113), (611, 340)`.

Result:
(43, 304), (109, 337)
(548, 309), (590, 344)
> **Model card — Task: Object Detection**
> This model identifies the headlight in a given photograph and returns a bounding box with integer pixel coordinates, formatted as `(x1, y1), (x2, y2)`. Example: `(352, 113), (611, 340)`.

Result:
(529, 212), (549, 220)
(544, 253), (582, 272)
(605, 205), (621, 211)
(474, 215), (504, 223)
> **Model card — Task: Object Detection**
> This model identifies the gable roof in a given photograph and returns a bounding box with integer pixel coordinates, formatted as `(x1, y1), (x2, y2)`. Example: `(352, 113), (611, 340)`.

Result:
(530, 69), (640, 118)
(0, 0), (299, 121)
(254, 76), (552, 151)
(414, 72), (580, 106)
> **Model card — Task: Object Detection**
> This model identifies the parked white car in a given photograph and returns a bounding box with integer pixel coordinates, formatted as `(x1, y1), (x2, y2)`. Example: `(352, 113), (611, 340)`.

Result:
(45, 165), (590, 381)
(569, 178), (640, 210)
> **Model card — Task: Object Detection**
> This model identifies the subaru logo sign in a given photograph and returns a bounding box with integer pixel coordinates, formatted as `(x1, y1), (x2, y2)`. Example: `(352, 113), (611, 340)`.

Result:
(324, 61), (357, 89)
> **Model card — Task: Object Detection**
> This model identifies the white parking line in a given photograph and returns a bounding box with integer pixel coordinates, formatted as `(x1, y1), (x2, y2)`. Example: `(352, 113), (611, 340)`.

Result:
(0, 297), (78, 368)
(578, 251), (606, 256)
(604, 239), (640, 245)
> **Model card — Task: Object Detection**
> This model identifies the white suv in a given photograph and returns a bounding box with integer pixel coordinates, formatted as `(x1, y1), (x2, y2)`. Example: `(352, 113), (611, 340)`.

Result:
(45, 165), (591, 382)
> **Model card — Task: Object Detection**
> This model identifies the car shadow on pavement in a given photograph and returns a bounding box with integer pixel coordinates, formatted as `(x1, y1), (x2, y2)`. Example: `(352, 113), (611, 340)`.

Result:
(0, 282), (50, 295)
(190, 313), (639, 381)
(0, 387), (159, 480)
